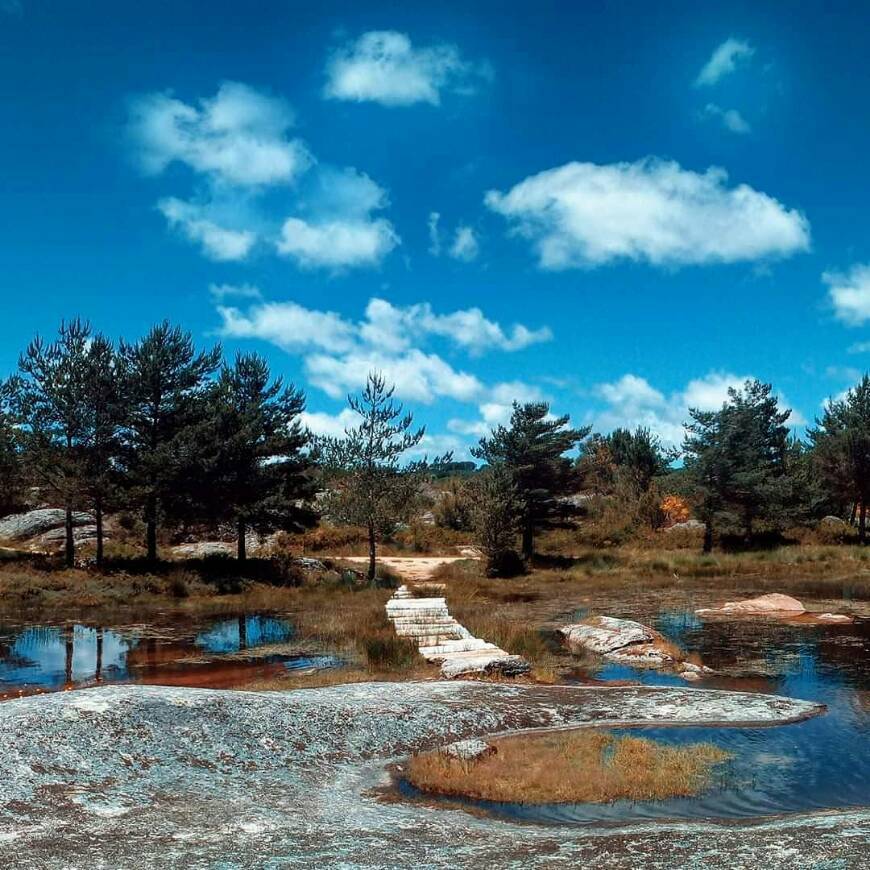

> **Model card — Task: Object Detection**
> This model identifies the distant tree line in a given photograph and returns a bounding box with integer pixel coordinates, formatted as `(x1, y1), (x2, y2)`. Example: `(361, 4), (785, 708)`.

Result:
(3, 319), (870, 575)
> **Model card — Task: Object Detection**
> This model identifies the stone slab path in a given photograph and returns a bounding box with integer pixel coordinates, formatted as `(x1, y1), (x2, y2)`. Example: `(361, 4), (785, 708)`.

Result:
(386, 584), (530, 678)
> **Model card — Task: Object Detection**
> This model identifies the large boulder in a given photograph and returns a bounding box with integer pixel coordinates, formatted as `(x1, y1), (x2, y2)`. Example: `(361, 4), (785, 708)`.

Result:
(697, 593), (805, 616)
(0, 508), (94, 542)
(561, 615), (654, 654)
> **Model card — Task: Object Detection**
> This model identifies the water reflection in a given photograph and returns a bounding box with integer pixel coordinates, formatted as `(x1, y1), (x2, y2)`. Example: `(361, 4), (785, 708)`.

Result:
(424, 609), (870, 824)
(0, 614), (336, 697)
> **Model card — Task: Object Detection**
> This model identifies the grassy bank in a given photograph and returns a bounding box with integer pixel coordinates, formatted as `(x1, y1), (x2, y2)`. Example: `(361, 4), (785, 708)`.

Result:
(406, 729), (731, 804)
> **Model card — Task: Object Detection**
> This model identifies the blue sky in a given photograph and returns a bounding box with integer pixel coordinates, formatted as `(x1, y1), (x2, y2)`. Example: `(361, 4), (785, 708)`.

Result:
(2, 0), (870, 457)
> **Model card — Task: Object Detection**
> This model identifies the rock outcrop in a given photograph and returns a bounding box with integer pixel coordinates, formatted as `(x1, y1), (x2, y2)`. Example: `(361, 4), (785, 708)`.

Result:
(561, 615), (713, 681)
(0, 683), (841, 869)
(386, 585), (530, 678)
(0, 508), (94, 543)
(697, 593), (856, 624)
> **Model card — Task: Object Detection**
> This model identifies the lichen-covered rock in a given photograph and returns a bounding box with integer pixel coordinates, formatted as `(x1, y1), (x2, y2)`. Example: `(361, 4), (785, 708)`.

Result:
(561, 616), (654, 653)
(0, 682), (834, 868)
(0, 508), (94, 542)
(440, 738), (496, 762)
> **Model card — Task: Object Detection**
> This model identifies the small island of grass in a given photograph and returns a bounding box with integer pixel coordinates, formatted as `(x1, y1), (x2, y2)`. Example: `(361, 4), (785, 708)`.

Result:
(406, 730), (732, 805)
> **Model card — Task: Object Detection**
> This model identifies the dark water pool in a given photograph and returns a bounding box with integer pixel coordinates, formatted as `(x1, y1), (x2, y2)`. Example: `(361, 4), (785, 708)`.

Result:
(0, 614), (341, 697)
(411, 610), (870, 825)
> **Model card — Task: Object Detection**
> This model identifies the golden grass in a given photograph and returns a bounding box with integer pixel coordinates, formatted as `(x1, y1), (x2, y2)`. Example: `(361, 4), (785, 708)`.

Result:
(406, 729), (731, 804)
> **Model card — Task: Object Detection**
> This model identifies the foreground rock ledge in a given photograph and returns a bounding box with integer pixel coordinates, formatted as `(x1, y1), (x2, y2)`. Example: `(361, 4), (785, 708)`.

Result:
(0, 682), (863, 869)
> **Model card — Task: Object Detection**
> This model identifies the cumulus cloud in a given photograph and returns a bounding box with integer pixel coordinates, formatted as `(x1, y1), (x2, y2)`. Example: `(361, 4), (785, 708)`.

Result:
(277, 217), (399, 269)
(299, 408), (361, 438)
(695, 38), (754, 87)
(158, 198), (256, 261)
(129, 84), (399, 271)
(824, 264), (870, 325)
(216, 295), (549, 405)
(129, 82), (311, 187)
(703, 103), (751, 134)
(216, 301), (357, 354)
(305, 348), (482, 404)
(324, 30), (487, 106)
(485, 158), (810, 270)
(359, 298), (551, 355)
(449, 225), (480, 261)
(276, 167), (400, 269)
(593, 371), (805, 445)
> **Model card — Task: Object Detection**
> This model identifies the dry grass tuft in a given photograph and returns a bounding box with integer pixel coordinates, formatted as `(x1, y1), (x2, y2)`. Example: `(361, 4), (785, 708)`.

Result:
(406, 729), (731, 804)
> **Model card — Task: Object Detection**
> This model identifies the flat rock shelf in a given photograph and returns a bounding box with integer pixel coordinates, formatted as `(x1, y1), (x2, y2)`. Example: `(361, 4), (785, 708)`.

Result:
(386, 584), (530, 677)
(0, 682), (857, 868)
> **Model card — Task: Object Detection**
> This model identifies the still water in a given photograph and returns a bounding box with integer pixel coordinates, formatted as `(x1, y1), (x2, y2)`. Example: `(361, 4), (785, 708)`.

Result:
(406, 610), (870, 824)
(0, 614), (341, 697)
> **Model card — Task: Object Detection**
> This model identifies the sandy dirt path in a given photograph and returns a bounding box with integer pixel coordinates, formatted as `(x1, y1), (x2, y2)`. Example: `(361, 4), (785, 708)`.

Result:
(340, 554), (477, 583)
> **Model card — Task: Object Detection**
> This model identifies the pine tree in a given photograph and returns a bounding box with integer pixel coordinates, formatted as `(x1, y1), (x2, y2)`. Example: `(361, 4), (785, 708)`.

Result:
(317, 372), (448, 581)
(809, 375), (870, 543)
(0, 379), (24, 516)
(14, 319), (94, 566)
(117, 322), (221, 562)
(199, 352), (317, 560)
(80, 334), (125, 567)
(472, 402), (590, 561)
(470, 464), (523, 576)
(683, 379), (792, 551)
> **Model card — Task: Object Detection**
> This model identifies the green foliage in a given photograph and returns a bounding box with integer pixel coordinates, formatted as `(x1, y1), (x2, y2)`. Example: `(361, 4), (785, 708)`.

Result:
(195, 352), (317, 559)
(470, 464), (524, 576)
(317, 372), (449, 580)
(809, 375), (870, 541)
(473, 401), (590, 559)
(432, 477), (475, 531)
(683, 379), (793, 550)
(578, 427), (677, 494)
(116, 321), (221, 561)
(0, 380), (24, 516)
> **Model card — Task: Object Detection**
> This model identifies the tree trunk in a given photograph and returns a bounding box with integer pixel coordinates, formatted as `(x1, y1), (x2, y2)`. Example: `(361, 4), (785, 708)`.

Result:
(521, 517), (534, 563)
(64, 627), (73, 686)
(237, 517), (247, 562)
(146, 495), (157, 563)
(95, 499), (104, 568)
(860, 502), (867, 545)
(64, 505), (74, 568)
(238, 615), (248, 650)
(367, 521), (377, 582)
(703, 521), (714, 554)
(95, 628), (103, 681)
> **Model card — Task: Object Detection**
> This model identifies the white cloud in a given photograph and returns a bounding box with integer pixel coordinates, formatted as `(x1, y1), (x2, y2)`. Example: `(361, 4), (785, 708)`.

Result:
(359, 298), (551, 355)
(277, 217), (399, 270)
(209, 283), (263, 301)
(824, 264), (870, 325)
(299, 408), (361, 437)
(703, 103), (751, 134)
(848, 341), (870, 354)
(593, 371), (805, 445)
(324, 30), (486, 106)
(158, 198), (256, 261)
(695, 38), (754, 87)
(305, 349), (482, 404)
(216, 301), (357, 354)
(276, 167), (400, 270)
(129, 82), (310, 187)
(449, 225), (480, 261)
(485, 158), (810, 270)
(216, 295), (550, 408)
